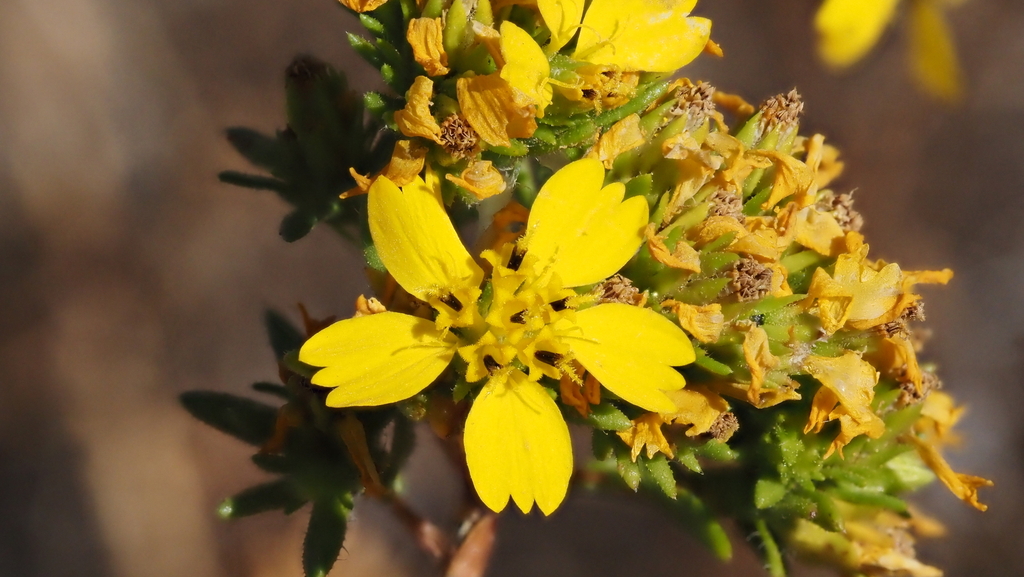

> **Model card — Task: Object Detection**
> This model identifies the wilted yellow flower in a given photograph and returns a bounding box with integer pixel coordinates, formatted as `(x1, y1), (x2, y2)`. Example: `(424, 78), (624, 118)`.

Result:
(645, 225), (702, 273)
(445, 160), (506, 199)
(743, 326), (778, 404)
(300, 159), (696, 514)
(663, 385), (730, 437)
(908, 435), (992, 511)
(803, 352), (885, 457)
(618, 413), (674, 460)
(394, 76), (443, 143)
(805, 236), (905, 334)
(338, 0), (388, 12)
(662, 301), (724, 344)
(343, 139), (428, 198)
(591, 114), (646, 168)
(457, 74), (538, 147)
(407, 18), (449, 76)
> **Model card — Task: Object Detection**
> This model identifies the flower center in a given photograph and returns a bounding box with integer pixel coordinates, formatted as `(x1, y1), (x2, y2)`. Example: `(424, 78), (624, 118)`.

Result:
(456, 242), (580, 383)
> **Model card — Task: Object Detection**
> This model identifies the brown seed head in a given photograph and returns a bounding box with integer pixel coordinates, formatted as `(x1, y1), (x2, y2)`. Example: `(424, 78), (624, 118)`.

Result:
(728, 258), (773, 302)
(708, 189), (745, 221)
(708, 412), (739, 442)
(758, 89), (804, 134)
(671, 80), (717, 130)
(820, 191), (864, 232)
(593, 274), (645, 306)
(439, 114), (479, 160)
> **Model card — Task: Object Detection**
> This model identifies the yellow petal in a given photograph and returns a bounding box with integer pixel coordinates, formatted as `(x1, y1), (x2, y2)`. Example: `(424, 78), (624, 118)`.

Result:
(591, 114), (646, 168)
(575, 0), (711, 72)
(525, 158), (648, 287)
(752, 150), (817, 210)
(394, 76), (443, 143)
(908, 0), (963, 102)
(383, 139), (428, 185)
(457, 74), (537, 148)
(663, 385), (729, 437)
(368, 175), (484, 302)
(407, 18), (450, 76)
(908, 435), (992, 511)
(815, 0), (901, 68)
(742, 326), (778, 405)
(618, 413), (674, 460)
(445, 160), (506, 199)
(537, 0), (585, 52)
(792, 206), (846, 256)
(713, 380), (801, 408)
(300, 312), (457, 406)
(662, 300), (724, 344)
(338, 0), (389, 12)
(566, 303), (694, 413)
(902, 267), (953, 292)
(803, 352), (885, 456)
(499, 21), (553, 116)
(645, 225), (702, 273)
(805, 267), (853, 334)
(464, 371), (573, 515)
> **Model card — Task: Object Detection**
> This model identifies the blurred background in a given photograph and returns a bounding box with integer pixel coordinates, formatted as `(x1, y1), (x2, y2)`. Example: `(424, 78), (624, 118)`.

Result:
(0, 0), (1021, 575)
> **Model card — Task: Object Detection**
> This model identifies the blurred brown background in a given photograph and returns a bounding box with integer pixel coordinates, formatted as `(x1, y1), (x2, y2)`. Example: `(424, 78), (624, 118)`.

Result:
(0, 0), (1020, 575)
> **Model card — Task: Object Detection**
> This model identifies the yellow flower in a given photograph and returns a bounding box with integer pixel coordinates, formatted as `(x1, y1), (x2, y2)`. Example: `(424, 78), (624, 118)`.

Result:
(907, 435), (992, 511)
(300, 158), (696, 514)
(815, 0), (963, 101)
(553, 0), (711, 72)
(338, 0), (388, 12)
(618, 413), (674, 461)
(445, 160), (506, 199)
(457, 73), (538, 147)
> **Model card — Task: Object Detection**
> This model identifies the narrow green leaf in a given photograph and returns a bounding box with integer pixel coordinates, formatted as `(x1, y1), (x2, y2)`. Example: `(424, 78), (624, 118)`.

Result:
(665, 488), (732, 561)
(303, 498), (351, 577)
(753, 517), (786, 577)
(347, 32), (384, 68)
(218, 171), (288, 192)
(586, 401), (632, 431)
(754, 478), (787, 509)
(180, 391), (277, 446)
(280, 209), (318, 242)
(641, 454), (676, 499)
(252, 381), (289, 399)
(218, 478), (307, 519)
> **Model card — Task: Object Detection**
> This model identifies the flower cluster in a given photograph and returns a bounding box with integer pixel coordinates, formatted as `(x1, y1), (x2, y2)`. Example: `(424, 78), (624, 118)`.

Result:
(191, 1), (991, 576)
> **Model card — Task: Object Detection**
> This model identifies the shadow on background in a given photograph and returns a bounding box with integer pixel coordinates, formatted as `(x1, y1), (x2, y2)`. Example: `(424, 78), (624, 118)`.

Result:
(0, 0), (1020, 575)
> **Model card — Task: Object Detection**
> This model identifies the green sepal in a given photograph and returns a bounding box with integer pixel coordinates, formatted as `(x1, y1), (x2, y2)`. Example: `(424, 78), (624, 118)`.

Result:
(616, 449), (642, 491)
(280, 209), (320, 242)
(358, 14), (386, 37)
(303, 497), (352, 577)
(218, 478), (308, 519)
(179, 391), (277, 446)
(693, 346), (733, 376)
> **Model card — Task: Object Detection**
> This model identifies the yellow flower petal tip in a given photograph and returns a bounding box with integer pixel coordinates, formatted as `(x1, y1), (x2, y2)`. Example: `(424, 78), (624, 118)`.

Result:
(464, 371), (573, 515)
(815, 0), (901, 68)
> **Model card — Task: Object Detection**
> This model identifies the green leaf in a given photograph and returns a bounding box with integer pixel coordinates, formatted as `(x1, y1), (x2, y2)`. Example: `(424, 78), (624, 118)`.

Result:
(753, 517), (786, 577)
(754, 478), (787, 509)
(677, 449), (702, 474)
(218, 478), (307, 519)
(218, 171), (288, 193)
(279, 209), (319, 242)
(586, 401), (632, 431)
(347, 32), (384, 68)
(252, 381), (290, 399)
(693, 347), (733, 376)
(358, 14), (386, 36)
(885, 450), (936, 491)
(592, 430), (615, 461)
(616, 450), (642, 491)
(640, 454), (676, 499)
(180, 391), (277, 446)
(303, 497), (351, 577)
(665, 489), (732, 561)
(265, 309), (305, 360)
(225, 128), (282, 171)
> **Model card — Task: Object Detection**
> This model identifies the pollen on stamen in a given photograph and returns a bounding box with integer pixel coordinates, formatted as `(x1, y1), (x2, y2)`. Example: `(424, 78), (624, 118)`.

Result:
(439, 293), (464, 312)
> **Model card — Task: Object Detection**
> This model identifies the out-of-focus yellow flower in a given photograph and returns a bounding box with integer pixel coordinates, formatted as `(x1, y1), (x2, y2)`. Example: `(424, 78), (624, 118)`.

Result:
(300, 159), (696, 514)
(407, 18), (450, 76)
(803, 352), (885, 457)
(394, 76), (443, 143)
(445, 160), (506, 199)
(917, 390), (964, 445)
(815, 0), (963, 101)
